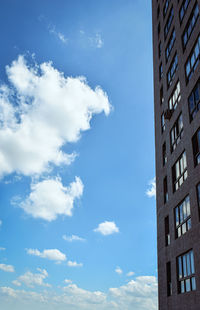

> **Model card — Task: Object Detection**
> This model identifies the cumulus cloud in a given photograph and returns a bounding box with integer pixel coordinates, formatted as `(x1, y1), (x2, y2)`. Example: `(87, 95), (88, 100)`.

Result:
(26, 248), (66, 262)
(126, 271), (135, 277)
(0, 55), (111, 178)
(62, 234), (85, 242)
(67, 260), (83, 268)
(94, 221), (119, 236)
(146, 178), (156, 198)
(12, 268), (50, 288)
(0, 276), (158, 310)
(0, 264), (14, 272)
(115, 267), (123, 275)
(19, 176), (83, 221)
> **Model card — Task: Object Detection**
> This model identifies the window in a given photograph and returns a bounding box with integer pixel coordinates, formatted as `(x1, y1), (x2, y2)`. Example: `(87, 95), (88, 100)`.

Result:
(172, 151), (187, 192)
(167, 262), (172, 296)
(159, 62), (163, 80)
(166, 28), (176, 62)
(167, 53), (178, 88)
(158, 22), (161, 37)
(158, 41), (162, 58)
(175, 196), (191, 238)
(164, 7), (174, 39)
(185, 35), (200, 83)
(165, 216), (170, 246)
(160, 85), (164, 105)
(192, 128), (200, 166)
(182, 3), (199, 49)
(163, 142), (167, 166)
(188, 79), (200, 121)
(161, 112), (165, 133)
(197, 183), (200, 207)
(164, 176), (168, 204)
(179, 0), (191, 23)
(168, 80), (181, 111)
(163, 0), (171, 18)
(177, 250), (196, 294)
(157, 4), (160, 19)
(170, 113), (183, 152)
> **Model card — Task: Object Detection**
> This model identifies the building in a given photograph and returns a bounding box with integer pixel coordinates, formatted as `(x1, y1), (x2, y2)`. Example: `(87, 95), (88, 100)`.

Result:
(152, 0), (200, 309)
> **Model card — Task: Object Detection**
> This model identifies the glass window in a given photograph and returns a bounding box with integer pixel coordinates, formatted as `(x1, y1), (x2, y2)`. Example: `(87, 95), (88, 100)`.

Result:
(168, 80), (181, 111)
(188, 79), (200, 121)
(177, 250), (196, 294)
(179, 0), (191, 23)
(161, 112), (165, 133)
(175, 196), (191, 238)
(170, 113), (183, 152)
(192, 128), (200, 166)
(182, 3), (199, 49)
(166, 28), (176, 62)
(172, 151), (187, 192)
(164, 7), (174, 39)
(185, 35), (200, 82)
(167, 53), (178, 88)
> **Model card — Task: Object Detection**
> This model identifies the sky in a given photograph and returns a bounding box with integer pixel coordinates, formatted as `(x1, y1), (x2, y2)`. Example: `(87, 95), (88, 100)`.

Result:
(0, 1), (157, 309)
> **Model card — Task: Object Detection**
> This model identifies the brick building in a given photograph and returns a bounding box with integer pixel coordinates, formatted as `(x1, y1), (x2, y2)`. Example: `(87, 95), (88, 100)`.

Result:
(152, 0), (200, 309)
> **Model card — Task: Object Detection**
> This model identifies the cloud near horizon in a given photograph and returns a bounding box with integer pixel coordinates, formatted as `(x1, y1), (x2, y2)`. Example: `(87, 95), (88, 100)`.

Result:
(0, 276), (158, 310)
(0, 55), (111, 179)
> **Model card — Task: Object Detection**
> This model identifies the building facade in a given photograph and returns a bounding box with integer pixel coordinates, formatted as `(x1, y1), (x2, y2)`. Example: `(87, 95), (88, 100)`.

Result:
(152, 0), (200, 309)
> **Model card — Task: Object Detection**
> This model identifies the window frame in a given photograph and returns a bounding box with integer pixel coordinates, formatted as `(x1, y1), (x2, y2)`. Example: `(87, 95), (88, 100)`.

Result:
(174, 195), (191, 238)
(172, 151), (188, 192)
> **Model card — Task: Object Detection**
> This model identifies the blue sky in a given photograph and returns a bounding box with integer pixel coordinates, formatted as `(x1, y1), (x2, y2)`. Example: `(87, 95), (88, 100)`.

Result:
(0, 1), (157, 309)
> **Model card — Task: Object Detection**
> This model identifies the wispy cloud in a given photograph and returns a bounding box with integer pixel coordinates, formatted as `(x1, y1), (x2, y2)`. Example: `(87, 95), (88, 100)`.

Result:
(48, 25), (68, 44)
(115, 267), (123, 275)
(0, 263), (15, 272)
(0, 247), (5, 251)
(62, 234), (86, 242)
(67, 260), (83, 268)
(94, 221), (119, 236)
(146, 177), (156, 198)
(90, 33), (104, 48)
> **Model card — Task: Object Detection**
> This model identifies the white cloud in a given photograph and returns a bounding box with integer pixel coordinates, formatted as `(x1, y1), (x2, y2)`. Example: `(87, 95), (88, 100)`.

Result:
(146, 178), (156, 198)
(126, 271), (135, 277)
(0, 247), (5, 251)
(62, 234), (85, 242)
(19, 176), (83, 221)
(67, 260), (83, 268)
(0, 55), (111, 178)
(13, 268), (50, 288)
(115, 267), (123, 275)
(0, 220), (2, 226)
(26, 248), (66, 262)
(49, 25), (68, 44)
(0, 276), (158, 310)
(94, 221), (119, 236)
(0, 263), (14, 272)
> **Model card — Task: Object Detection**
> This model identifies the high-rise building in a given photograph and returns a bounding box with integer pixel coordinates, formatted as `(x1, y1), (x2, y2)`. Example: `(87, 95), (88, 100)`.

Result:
(152, 0), (200, 309)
